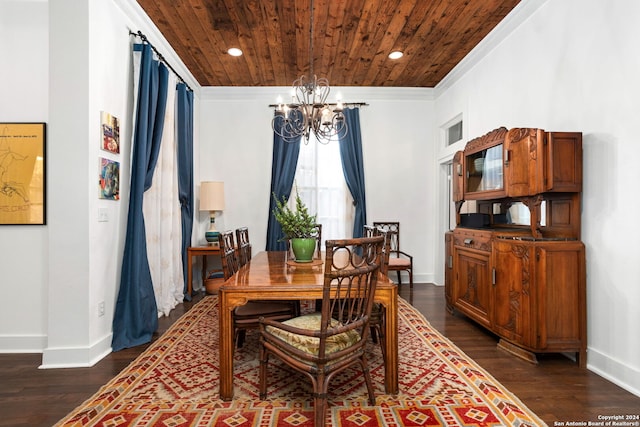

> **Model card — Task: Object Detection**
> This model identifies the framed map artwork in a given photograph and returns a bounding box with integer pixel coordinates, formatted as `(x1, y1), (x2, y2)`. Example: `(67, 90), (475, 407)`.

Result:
(0, 123), (46, 225)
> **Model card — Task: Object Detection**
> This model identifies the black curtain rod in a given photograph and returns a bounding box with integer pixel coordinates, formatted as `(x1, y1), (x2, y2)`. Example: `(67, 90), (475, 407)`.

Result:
(129, 30), (192, 92)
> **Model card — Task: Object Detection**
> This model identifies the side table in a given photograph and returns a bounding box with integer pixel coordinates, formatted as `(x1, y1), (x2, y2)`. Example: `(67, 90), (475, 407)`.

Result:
(187, 246), (221, 296)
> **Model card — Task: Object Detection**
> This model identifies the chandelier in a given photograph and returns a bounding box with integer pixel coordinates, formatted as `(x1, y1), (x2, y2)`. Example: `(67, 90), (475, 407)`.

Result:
(271, 0), (349, 144)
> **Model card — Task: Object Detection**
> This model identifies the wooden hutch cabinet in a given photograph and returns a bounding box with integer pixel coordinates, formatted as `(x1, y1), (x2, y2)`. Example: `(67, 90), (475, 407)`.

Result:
(445, 127), (586, 367)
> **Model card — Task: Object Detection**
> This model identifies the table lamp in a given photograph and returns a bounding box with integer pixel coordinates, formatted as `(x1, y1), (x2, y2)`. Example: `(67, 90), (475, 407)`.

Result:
(199, 181), (225, 248)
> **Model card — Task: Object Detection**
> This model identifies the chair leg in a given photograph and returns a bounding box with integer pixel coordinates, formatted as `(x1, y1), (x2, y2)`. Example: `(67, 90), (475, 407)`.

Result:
(370, 303), (385, 351)
(361, 357), (376, 406)
(369, 324), (386, 360)
(378, 310), (386, 361)
(409, 268), (413, 289)
(236, 329), (246, 348)
(370, 325), (378, 343)
(396, 271), (402, 285)
(314, 375), (329, 427)
(259, 347), (268, 400)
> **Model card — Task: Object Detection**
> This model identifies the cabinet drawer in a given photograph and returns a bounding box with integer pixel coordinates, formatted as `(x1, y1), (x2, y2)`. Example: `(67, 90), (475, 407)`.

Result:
(453, 229), (492, 252)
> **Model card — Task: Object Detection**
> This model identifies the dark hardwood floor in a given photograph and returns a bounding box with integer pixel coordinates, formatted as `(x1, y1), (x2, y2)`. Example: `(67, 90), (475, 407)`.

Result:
(0, 284), (638, 426)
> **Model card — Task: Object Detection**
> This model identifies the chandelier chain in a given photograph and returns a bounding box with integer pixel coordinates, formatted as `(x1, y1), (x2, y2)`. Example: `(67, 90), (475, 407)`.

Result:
(309, 0), (314, 77)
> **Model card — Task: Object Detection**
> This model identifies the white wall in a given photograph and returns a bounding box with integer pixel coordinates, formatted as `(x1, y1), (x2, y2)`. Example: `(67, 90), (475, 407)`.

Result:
(435, 0), (640, 396)
(0, 0), (49, 352)
(197, 87), (437, 286)
(0, 0), (200, 367)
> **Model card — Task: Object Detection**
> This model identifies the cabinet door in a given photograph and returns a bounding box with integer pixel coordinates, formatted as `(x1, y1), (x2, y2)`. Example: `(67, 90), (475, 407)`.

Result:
(535, 242), (586, 350)
(505, 128), (541, 197)
(544, 132), (582, 193)
(492, 240), (534, 346)
(445, 232), (454, 311)
(462, 127), (508, 200)
(453, 247), (492, 327)
(452, 151), (464, 202)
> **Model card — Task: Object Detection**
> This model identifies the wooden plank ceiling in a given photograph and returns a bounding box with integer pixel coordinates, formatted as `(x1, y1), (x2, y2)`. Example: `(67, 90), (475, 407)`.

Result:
(136, 0), (520, 88)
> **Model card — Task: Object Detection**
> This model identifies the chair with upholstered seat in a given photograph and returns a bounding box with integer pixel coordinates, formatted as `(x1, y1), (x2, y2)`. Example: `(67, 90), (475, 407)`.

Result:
(259, 235), (385, 427)
(214, 230), (298, 349)
(373, 222), (413, 288)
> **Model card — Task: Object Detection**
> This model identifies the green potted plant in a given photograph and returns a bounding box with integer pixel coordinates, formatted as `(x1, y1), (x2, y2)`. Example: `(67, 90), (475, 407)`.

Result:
(272, 190), (319, 262)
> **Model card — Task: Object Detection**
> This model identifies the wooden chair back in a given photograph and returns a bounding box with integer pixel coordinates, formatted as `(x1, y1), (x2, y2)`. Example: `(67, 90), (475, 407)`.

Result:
(320, 236), (384, 348)
(363, 224), (377, 238)
(313, 223), (322, 257)
(235, 227), (252, 267)
(363, 225), (391, 275)
(378, 228), (392, 276)
(218, 230), (239, 280)
(373, 222), (401, 254)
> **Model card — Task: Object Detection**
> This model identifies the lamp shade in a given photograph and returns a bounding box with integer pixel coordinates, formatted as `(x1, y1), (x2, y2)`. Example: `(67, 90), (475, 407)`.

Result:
(200, 181), (225, 211)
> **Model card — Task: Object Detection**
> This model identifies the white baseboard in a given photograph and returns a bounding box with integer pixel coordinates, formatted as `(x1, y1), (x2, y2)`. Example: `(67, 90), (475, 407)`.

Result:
(39, 333), (113, 369)
(388, 272), (436, 285)
(0, 334), (47, 353)
(587, 347), (640, 398)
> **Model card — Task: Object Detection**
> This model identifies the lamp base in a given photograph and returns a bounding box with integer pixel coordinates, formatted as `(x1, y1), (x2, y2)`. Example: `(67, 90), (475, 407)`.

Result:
(205, 230), (220, 249)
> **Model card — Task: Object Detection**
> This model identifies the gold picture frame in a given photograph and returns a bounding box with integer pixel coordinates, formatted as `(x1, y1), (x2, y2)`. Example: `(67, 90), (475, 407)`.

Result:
(0, 123), (46, 225)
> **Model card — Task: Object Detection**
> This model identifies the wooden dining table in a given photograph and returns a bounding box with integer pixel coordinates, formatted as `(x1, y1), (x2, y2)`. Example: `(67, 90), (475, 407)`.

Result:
(217, 250), (399, 401)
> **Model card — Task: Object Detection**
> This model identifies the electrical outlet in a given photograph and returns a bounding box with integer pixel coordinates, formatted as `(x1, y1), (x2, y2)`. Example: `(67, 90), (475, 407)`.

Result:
(98, 301), (105, 317)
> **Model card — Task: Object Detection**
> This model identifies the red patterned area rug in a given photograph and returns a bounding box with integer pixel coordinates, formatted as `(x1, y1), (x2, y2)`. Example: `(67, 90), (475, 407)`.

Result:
(55, 296), (546, 426)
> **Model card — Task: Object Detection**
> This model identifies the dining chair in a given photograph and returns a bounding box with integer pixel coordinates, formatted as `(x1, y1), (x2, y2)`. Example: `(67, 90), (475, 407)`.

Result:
(259, 235), (385, 427)
(235, 227), (252, 267)
(368, 227), (391, 359)
(312, 223), (322, 257)
(363, 224), (377, 238)
(373, 221), (414, 288)
(216, 230), (298, 349)
(202, 230), (239, 295)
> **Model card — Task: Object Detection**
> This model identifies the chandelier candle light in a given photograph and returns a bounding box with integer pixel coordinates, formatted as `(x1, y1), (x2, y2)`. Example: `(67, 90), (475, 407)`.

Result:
(271, 0), (365, 144)
(199, 181), (225, 248)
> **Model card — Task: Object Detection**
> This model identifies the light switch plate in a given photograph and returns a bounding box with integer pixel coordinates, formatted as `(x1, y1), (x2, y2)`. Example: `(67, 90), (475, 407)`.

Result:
(98, 207), (109, 222)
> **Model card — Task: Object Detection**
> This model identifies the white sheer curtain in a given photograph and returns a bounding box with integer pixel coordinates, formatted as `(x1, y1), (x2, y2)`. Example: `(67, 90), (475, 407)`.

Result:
(291, 137), (353, 241)
(142, 73), (185, 317)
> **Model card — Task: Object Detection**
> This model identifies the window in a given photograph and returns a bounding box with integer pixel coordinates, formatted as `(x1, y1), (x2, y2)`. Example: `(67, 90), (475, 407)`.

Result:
(446, 120), (463, 145)
(289, 137), (353, 240)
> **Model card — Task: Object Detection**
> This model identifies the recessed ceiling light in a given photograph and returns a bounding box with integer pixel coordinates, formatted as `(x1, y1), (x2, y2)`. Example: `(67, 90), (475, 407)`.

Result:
(388, 51), (403, 60)
(228, 48), (243, 57)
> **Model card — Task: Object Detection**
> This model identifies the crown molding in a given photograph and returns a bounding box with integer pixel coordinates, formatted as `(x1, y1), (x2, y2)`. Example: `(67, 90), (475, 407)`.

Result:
(200, 86), (434, 103)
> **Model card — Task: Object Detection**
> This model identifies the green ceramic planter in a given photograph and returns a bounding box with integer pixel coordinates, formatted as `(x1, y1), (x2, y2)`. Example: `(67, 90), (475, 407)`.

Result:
(291, 238), (316, 262)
